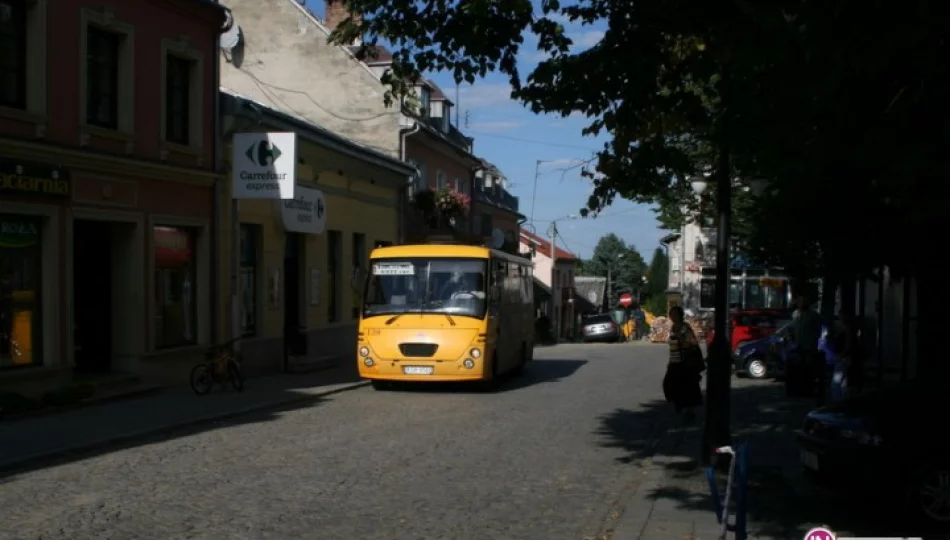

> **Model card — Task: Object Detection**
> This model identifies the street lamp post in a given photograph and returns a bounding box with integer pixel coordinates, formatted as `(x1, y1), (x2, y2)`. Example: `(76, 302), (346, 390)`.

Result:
(690, 159), (733, 464)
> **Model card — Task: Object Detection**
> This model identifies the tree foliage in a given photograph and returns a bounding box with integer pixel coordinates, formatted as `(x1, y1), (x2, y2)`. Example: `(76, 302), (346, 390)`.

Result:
(330, 0), (950, 282)
(643, 247), (670, 315)
(580, 234), (647, 299)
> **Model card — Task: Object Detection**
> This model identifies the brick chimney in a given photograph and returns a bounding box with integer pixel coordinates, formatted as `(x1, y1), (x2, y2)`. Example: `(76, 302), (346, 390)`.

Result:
(324, 0), (361, 32)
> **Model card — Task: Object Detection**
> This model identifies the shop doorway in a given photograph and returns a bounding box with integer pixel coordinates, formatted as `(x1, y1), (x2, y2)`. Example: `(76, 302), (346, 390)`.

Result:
(283, 233), (305, 358)
(73, 220), (114, 374)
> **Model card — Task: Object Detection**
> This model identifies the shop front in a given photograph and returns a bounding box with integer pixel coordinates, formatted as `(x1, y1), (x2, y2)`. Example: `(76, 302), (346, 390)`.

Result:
(222, 93), (414, 375)
(0, 148), (217, 389)
(0, 158), (68, 377)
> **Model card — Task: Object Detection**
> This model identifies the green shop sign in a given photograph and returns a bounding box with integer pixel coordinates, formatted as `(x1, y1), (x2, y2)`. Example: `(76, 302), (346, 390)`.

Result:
(0, 218), (39, 248)
(0, 158), (70, 198)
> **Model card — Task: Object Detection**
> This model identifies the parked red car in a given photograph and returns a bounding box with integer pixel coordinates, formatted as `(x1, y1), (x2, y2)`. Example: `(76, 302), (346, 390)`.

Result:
(705, 309), (792, 351)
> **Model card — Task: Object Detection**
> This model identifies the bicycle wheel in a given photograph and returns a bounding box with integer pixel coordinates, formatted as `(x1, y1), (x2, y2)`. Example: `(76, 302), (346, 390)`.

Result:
(190, 363), (214, 395)
(227, 360), (245, 393)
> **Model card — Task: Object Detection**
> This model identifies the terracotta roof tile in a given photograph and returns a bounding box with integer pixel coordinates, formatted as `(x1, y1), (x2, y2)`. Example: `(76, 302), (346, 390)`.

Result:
(519, 228), (577, 261)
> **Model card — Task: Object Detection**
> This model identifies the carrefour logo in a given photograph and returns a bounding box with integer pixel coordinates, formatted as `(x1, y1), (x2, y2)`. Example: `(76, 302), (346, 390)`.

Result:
(245, 139), (283, 166)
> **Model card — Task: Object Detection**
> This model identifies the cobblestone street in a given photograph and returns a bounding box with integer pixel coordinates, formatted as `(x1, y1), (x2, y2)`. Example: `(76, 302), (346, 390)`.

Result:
(0, 343), (670, 540)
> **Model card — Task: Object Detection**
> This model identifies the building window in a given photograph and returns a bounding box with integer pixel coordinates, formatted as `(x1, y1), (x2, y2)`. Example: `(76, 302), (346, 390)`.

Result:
(700, 278), (715, 309)
(417, 162), (428, 191)
(0, 215), (42, 368)
(154, 226), (197, 349)
(744, 279), (765, 310)
(418, 85), (431, 116)
(0, 0), (26, 109)
(327, 230), (341, 322)
(351, 233), (366, 319)
(239, 224), (260, 337)
(456, 177), (468, 195)
(479, 212), (492, 236)
(85, 26), (120, 129)
(442, 104), (451, 131)
(165, 55), (192, 145)
(436, 170), (448, 190)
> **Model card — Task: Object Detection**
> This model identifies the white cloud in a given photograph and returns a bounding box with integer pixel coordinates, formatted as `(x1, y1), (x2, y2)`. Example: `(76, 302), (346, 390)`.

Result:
(568, 30), (604, 49)
(456, 83), (515, 109)
(466, 121), (522, 133)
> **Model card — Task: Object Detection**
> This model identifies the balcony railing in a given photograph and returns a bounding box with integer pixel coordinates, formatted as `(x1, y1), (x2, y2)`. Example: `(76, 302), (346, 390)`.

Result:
(475, 185), (519, 212)
(424, 117), (473, 151)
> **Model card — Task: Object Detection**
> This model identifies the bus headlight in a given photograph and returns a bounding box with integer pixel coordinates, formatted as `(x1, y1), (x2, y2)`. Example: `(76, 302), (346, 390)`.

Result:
(463, 359), (475, 369)
(469, 348), (481, 358)
(359, 346), (370, 357)
(364, 357), (375, 367)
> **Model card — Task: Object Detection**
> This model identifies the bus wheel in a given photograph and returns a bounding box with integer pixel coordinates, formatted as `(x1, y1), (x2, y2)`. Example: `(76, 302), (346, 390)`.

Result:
(512, 344), (528, 377)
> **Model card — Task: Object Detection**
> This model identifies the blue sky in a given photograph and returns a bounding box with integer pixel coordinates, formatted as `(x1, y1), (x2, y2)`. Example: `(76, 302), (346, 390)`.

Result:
(303, 1), (666, 261)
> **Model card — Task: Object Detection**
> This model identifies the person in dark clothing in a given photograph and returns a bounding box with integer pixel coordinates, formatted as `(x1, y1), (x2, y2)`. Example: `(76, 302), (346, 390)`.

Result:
(663, 306), (705, 422)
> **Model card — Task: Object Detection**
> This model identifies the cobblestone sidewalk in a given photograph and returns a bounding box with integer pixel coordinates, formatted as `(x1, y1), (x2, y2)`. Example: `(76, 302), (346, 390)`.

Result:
(609, 378), (907, 540)
(0, 365), (367, 472)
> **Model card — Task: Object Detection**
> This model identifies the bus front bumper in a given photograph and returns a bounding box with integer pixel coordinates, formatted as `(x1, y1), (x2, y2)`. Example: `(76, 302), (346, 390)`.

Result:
(358, 358), (488, 381)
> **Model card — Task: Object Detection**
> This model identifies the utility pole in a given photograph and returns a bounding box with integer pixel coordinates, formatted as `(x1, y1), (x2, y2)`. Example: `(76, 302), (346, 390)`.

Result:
(702, 146), (733, 465)
(455, 84), (460, 127)
(549, 221), (558, 340)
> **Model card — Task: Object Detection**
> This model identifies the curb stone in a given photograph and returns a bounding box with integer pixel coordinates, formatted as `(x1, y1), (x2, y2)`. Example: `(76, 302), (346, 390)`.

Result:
(0, 380), (370, 474)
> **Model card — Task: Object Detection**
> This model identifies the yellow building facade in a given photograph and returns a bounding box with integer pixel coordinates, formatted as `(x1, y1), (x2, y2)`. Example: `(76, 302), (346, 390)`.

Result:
(220, 92), (412, 375)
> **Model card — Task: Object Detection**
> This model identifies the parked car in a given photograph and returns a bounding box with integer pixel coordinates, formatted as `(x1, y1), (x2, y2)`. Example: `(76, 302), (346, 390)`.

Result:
(796, 381), (950, 525)
(580, 313), (622, 343)
(705, 309), (792, 351)
(732, 332), (782, 379)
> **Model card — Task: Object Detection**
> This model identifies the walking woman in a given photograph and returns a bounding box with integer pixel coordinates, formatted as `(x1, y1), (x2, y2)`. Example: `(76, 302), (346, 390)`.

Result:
(663, 306), (705, 422)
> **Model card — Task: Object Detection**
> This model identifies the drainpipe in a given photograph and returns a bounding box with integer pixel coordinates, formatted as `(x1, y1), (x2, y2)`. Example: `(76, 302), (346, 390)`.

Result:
(470, 163), (486, 240)
(210, 5), (227, 346)
(398, 120), (421, 244)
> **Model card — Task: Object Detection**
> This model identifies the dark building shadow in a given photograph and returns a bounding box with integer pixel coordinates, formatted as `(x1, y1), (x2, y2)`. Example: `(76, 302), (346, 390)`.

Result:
(595, 380), (948, 539)
(0, 365), (366, 480)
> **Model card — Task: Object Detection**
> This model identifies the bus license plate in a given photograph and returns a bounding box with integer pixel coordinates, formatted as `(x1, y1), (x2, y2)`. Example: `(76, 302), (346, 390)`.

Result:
(403, 366), (433, 375)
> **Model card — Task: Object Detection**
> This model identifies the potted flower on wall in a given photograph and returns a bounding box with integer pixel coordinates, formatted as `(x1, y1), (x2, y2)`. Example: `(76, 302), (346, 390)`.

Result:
(435, 187), (471, 225)
(413, 188), (470, 230)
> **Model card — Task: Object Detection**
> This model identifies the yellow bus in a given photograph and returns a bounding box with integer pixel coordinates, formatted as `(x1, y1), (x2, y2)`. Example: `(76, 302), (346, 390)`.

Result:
(357, 243), (535, 389)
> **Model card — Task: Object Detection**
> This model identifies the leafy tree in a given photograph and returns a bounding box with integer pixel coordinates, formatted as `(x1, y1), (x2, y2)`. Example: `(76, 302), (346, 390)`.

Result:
(642, 247), (670, 316)
(330, 0), (950, 377)
(581, 234), (646, 302)
(330, 0), (946, 282)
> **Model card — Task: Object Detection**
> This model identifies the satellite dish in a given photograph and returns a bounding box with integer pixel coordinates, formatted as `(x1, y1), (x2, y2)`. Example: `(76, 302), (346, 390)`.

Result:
(490, 228), (505, 249)
(220, 17), (243, 51)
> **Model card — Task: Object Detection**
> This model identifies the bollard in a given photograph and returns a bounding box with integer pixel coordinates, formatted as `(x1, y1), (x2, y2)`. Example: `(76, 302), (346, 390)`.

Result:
(706, 466), (723, 521)
(735, 443), (748, 540)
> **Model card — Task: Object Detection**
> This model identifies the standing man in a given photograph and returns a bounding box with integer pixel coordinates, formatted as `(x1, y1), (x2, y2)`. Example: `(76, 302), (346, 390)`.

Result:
(789, 293), (822, 399)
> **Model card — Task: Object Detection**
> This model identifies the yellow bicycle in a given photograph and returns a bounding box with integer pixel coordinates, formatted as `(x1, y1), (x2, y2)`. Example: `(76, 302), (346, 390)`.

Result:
(190, 337), (244, 395)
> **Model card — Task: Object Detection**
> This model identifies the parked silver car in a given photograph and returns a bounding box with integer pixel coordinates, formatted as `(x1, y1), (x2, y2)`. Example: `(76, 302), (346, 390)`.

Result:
(580, 313), (621, 343)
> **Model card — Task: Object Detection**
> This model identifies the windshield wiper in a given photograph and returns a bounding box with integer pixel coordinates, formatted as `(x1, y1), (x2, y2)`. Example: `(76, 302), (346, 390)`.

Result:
(441, 313), (456, 326)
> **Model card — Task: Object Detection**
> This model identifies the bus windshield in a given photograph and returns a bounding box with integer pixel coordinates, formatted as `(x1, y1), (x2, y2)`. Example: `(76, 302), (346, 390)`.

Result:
(363, 258), (488, 319)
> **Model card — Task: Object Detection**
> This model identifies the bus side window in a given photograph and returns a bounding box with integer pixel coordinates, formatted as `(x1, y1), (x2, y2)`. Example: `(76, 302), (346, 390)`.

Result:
(490, 260), (504, 304)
